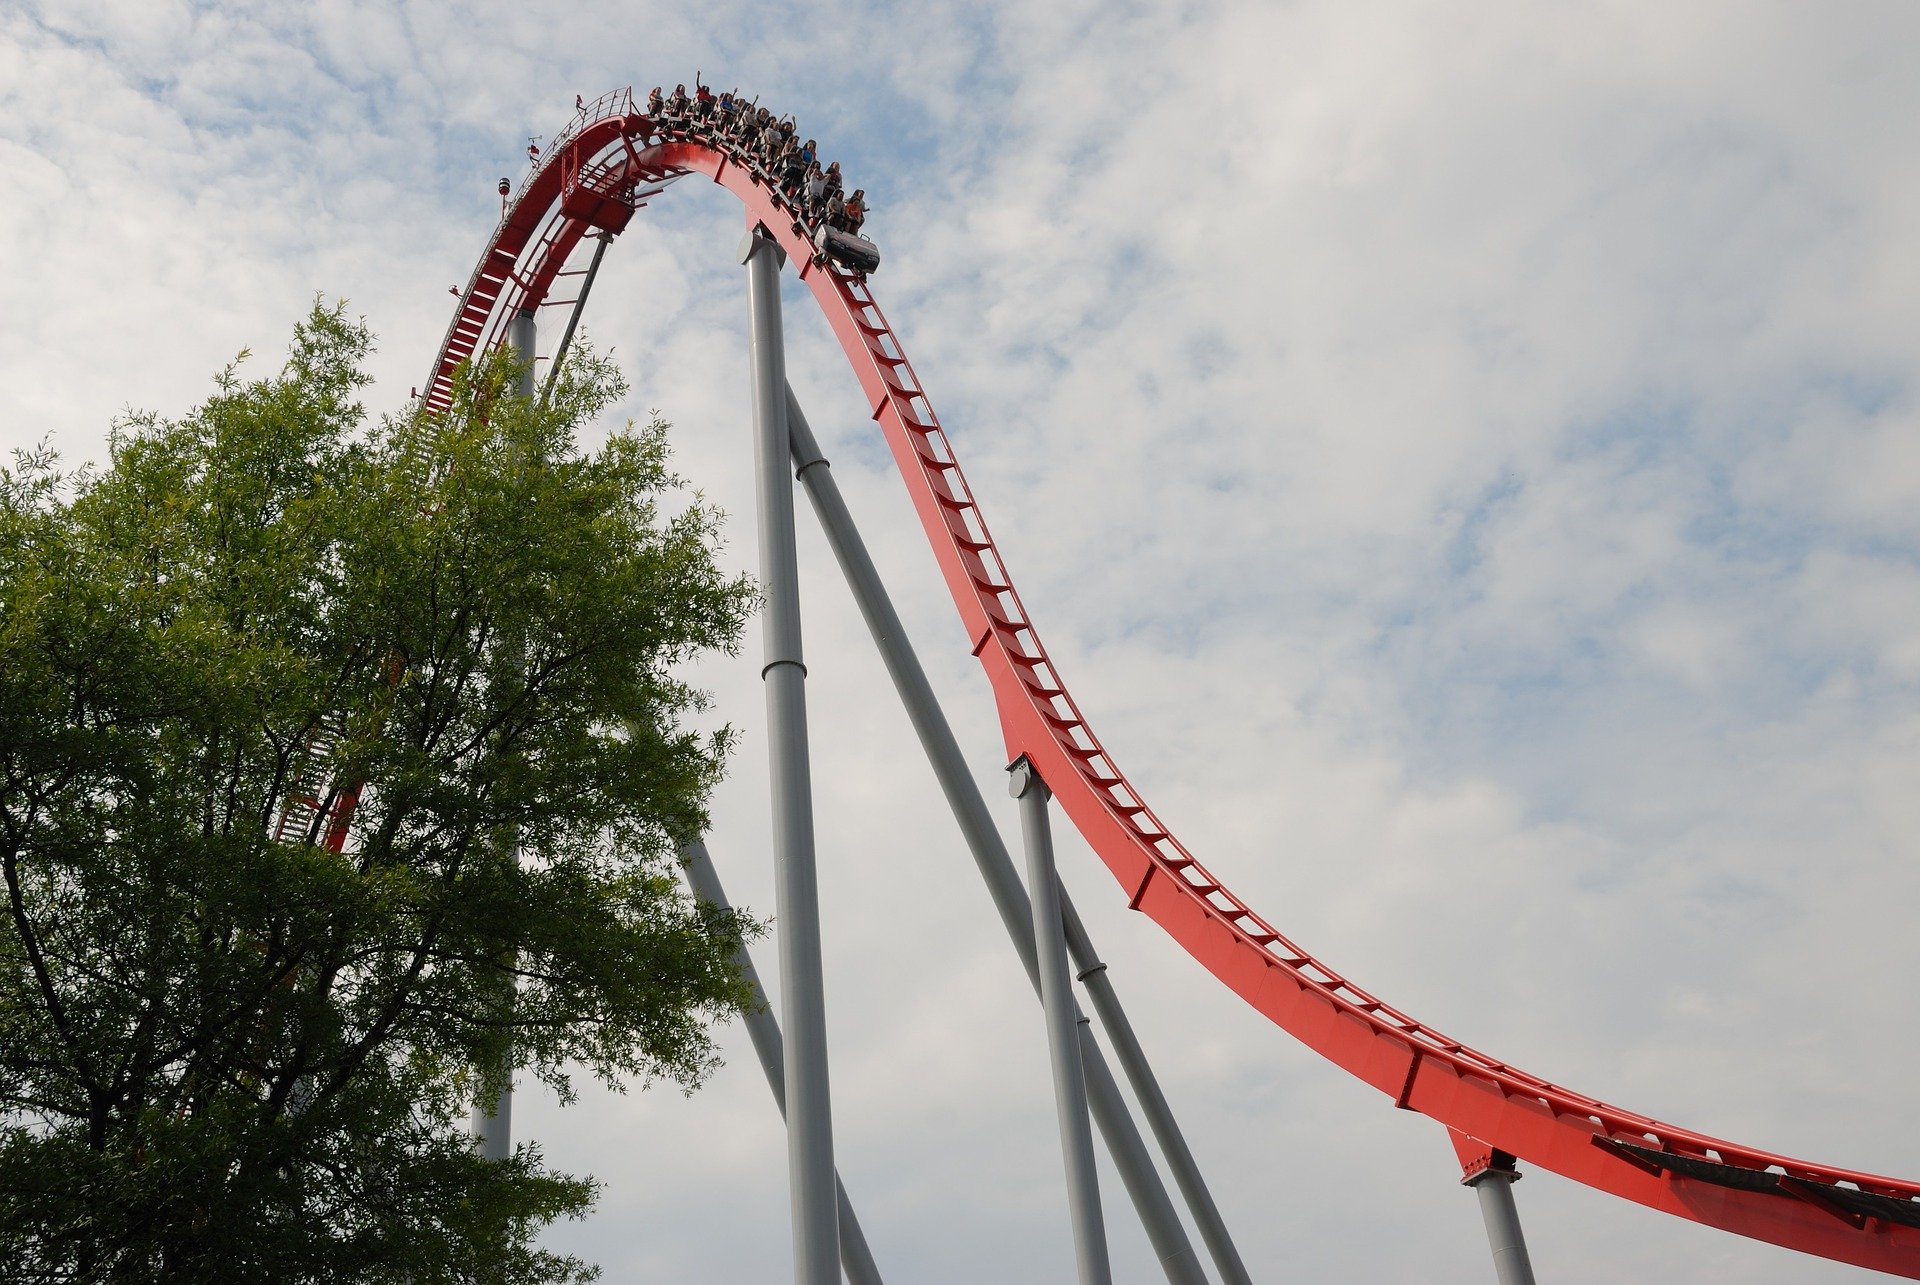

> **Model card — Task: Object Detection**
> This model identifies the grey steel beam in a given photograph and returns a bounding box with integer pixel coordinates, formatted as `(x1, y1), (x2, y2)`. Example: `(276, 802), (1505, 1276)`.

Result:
(679, 838), (884, 1285)
(1012, 762), (1112, 1285)
(507, 308), (538, 401)
(784, 388), (1208, 1285)
(472, 306), (539, 1162)
(1060, 901), (1252, 1285)
(1466, 1161), (1537, 1285)
(742, 227), (840, 1284)
(541, 232), (611, 403)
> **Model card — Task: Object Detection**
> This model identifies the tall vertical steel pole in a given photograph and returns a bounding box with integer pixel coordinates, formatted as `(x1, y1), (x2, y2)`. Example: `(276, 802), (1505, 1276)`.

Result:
(679, 839), (884, 1285)
(784, 389), (1210, 1285)
(1466, 1162), (1537, 1285)
(1012, 761), (1112, 1285)
(508, 308), (537, 399)
(742, 226), (840, 1284)
(472, 305), (539, 1162)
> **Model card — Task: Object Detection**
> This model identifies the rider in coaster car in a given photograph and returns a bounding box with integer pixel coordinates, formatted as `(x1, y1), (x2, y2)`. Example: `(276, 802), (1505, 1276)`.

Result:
(823, 160), (843, 196)
(844, 189), (866, 236)
(803, 162), (828, 220)
(694, 82), (714, 126)
(779, 140), (806, 197)
(667, 84), (688, 120)
(647, 86), (664, 118)
(799, 138), (818, 168)
(823, 191), (846, 231)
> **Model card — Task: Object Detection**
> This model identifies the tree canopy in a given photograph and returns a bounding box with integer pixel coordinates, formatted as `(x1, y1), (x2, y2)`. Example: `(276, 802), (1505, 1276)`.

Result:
(0, 303), (759, 1283)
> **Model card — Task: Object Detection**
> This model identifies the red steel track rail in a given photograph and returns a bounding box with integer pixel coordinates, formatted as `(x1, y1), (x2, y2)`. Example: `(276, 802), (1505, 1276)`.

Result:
(419, 89), (1920, 1276)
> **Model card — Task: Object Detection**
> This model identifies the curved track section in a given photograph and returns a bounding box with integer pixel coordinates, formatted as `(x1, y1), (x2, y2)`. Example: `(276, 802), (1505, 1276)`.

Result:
(425, 89), (1920, 1276)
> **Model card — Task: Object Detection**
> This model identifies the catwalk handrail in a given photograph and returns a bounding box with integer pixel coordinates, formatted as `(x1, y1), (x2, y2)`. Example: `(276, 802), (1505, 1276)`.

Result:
(417, 93), (1920, 1277)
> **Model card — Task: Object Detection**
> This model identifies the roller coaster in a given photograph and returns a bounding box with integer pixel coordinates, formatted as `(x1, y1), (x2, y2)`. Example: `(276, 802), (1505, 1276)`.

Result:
(288, 86), (1920, 1281)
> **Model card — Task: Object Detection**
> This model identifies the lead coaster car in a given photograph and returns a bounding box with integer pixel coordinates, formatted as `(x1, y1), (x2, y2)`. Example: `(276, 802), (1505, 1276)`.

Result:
(814, 222), (881, 275)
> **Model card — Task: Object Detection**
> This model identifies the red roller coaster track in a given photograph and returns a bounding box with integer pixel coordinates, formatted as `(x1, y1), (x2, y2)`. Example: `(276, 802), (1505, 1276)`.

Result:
(418, 88), (1920, 1277)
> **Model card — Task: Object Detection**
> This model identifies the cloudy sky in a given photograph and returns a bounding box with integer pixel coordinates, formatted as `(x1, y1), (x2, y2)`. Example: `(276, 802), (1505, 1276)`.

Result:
(7, 1), (1920, 1280)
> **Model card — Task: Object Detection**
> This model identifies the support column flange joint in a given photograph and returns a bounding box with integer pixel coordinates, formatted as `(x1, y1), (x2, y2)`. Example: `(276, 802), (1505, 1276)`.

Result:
(738, 223), (788, 267)
(1008, 754), (1047, 801)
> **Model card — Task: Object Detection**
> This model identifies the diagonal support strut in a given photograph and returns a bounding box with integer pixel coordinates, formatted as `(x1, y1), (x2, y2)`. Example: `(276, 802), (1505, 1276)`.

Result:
(1012, 759), (1113, 1285)
(785, 384), (1248, 1285)
(679, 838), (885, 1285)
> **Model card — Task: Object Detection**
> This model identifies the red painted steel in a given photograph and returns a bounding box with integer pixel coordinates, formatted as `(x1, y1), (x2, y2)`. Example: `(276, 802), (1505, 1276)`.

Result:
(415, 91), (1920, 1276)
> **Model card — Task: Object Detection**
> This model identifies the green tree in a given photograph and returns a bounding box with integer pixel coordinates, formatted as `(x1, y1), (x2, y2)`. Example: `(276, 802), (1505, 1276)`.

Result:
(0, 302), (759, 1283)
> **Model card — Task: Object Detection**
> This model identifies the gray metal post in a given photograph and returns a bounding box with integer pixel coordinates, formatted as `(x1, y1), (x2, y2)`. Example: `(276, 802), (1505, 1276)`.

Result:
(1465, 1161), (1538, 1285)
(1012, 761), (1112, 1285)
(507, 308), (538, 401)
(1061, 900), (1252, 1285)
(742, 226), (839, 1284)
(470, 1042), (513, 1160)
(785, 389), (1209, 1285)
(472, 306), (539, 1161)
(541, 233), (611, 402)
(679, 839), (884, 1285)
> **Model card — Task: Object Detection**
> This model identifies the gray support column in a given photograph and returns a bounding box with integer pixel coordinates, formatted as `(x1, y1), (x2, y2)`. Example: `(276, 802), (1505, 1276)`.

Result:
(541, 233), (611, 402)
(470, 1049), (513, 1160)
(742, 227), (840, 1285)
(508, 307), (537, 402)
(1465, 1161), (1537, 1285)
(472, 306), (539, 1161)
(785, 389), (1208, 1285)
(679, 839), (884, 1285)
(1061, 900), (1252, 1285)
(1012, 762), (1112, 1285)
